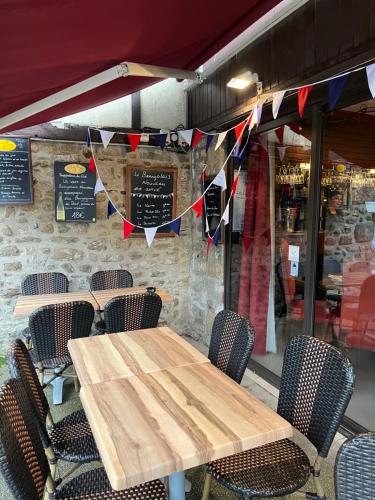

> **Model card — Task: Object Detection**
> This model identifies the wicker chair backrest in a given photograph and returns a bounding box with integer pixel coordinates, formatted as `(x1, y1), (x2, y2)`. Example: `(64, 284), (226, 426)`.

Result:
(277, 335), (354, 457)
(208, 310), (255, 384)
(335, 433), (375, 500)
(89, 269), (133, 291)
(21, 272), (69, 296)
(0, 379), (50, 500)
(104, 293), (162, 333)
(7, 340), (51, 448)
(29, 301), (94, 363)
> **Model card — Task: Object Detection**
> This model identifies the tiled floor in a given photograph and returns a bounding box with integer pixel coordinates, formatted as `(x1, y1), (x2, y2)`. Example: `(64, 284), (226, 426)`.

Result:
(0, 336), (344, 499)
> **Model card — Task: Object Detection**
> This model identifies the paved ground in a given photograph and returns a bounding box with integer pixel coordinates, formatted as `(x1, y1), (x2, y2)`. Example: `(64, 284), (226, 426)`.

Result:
(0, 338), (342, 499)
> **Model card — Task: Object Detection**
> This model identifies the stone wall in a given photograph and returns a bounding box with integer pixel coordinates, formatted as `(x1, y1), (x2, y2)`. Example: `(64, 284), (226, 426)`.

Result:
(187, 143), (226, 345)
(0, 139), (194, 353)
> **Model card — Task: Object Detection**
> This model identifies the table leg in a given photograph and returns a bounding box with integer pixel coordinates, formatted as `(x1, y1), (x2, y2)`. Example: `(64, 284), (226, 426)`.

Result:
(168, 471), (185, 500)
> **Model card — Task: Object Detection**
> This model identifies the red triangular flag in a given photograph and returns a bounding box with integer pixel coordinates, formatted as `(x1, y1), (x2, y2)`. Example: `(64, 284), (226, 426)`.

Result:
(206, 236), (213, 255)
(191, 130), (203, 149)
(245, 111), (253, 127)
(290, 122), (302, 134)
(231, 174), (240, 196)
(123, 219), (135, 239)
(88, 156), (96, 172)
(235, 120), (246, 141)
(275, 126), (285, 144)
(128, 134), (141, 151)
(298, 85), (313, 118)
(192, 197), (204, 218)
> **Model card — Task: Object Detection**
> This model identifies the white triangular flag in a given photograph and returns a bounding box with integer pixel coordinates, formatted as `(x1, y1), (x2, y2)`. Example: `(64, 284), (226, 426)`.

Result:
(94, 178), (105, 194)
(99, 129), (115, 149)
(277, 146), (287, 162)
(222, 203), (230, 225)
(215, 131), (227, 151)
(212, 169), (227, 191)
(272, 91), (286, 119)
(366, 64), (375, 98)
(205, 217), (209, 233)
(250, 102), (264, 129)
(178, 129), (193, 146)
(144, 227), (158, 247)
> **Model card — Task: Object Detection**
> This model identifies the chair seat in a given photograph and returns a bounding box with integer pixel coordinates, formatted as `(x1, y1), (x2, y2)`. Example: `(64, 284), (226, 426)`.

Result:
(50, 409), (100, 463)
(95, 319), (108, 334)
(207, 439), (311, 497)
(55, 467), (166, 499)
(30, 348), (72, 369)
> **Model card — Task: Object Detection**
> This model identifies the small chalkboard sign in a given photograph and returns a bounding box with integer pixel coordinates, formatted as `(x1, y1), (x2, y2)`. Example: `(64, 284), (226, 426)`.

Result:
(0, 136), (33, 205)
(126, 166), (177, 236)
(203, 177), (224, 241)
(54, 161), (96, 223)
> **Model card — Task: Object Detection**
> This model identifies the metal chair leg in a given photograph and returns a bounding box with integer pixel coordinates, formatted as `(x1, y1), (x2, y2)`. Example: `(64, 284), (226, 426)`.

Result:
(201, 472), (212, 500)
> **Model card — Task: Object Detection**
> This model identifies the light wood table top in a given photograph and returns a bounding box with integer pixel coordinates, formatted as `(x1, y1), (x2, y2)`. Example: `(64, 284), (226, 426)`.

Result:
(91, 286), (175, 309)
(68, 327), (209, 386)
(13, 291), (100, 317)
(80, 363), (292, 491)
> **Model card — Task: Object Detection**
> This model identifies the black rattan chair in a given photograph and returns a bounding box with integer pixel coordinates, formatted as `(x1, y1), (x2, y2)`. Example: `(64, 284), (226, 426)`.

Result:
(208, 310), (255, 384)
(104, 292), (162, 333)
(90, 269), (133, 333)
(7, 339), (100, 479)
(0, 378), (167, 500)
(335, 433), (375, 500)
(202, 335), (354, 500)
(29, 301), (94, 400)
(21, 272), (69, 348)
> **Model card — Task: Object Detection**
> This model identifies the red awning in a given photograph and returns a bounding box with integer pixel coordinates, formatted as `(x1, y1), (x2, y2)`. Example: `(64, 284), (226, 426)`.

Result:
(0, 0), (281, 132)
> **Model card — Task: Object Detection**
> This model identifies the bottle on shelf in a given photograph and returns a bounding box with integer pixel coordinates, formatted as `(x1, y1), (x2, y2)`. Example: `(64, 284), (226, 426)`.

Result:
(56, 192), (65, 221)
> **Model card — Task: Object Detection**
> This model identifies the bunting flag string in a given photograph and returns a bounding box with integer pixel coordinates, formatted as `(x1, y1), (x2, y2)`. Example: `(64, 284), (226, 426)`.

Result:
(155, 133), (168, 151)
(329, 75), (348, 111)
(298, 85), (313, 118)
(169, 218), (181, 235)
(128, 133), (141, 151)
(272, 91), (285, 119)
(366, 63), (375, 98)
(107, 200), (116, 218)
(191, 130), (203, 149)
(144, 227), (158, 247)
(192, 197), (204, 218)
(178, 129), (193, 146)
(123, 220), (135, 239)
(94, 177), (105, 195)
(99, 129), (115, 149)
(215, 131), (227, 151)
(88, 156), (96, 172)
(205, 134), (214, 152)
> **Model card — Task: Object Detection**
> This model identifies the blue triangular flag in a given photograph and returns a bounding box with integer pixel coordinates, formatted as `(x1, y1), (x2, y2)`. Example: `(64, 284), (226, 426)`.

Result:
(213, 227), (221, 246)
(329, 75), (348, 111)
(155, 133), (167, 151)
(205, 134), (214, 153)
(107, 200), (116, 218)
(169, 218), (181, 235)
(86, 128), (91, 147)
(231, 141), (241, 158)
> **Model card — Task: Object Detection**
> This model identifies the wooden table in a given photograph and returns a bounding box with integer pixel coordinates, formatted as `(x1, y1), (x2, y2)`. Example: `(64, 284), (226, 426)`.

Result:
(91, 286), (175, 310)
(13, 291), (100, 317)
(71, 329), (292, 499)
(68, 327), (208, 386)
(80, 363), (291, 494)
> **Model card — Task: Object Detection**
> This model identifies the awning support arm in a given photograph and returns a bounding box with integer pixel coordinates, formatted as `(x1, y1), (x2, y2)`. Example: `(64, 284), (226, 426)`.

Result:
(0, 62), (200, 131)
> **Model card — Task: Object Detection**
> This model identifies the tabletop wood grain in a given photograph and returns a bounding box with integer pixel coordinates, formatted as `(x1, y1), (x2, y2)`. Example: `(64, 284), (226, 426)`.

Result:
(90, 286), (175, 309)
(13, 291), (100, 317)
(68, 327), (209, 385)
(80, 363), (292, 491)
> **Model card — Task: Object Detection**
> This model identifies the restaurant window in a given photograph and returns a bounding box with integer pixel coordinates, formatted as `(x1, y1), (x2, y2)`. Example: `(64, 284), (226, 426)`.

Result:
(229, 118), (313, 377)
(314, 100), (375, 430)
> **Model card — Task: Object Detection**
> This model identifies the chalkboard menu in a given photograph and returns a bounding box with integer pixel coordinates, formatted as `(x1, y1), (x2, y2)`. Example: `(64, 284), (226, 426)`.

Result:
(0, 136), (33, 205)
(54, 161), (96, 223)
(126, 166), (177, 235)
(203, 177), (224, 240)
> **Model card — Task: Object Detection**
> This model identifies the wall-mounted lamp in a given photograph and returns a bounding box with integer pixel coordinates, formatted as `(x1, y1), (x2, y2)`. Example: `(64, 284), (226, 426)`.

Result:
(227, 70), (259, 89)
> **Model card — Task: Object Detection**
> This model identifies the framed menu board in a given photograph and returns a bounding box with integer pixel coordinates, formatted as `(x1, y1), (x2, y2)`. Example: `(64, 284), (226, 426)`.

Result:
(202, 177), (224, 242)
(54, 161), (96, 222)
(126, 166), (177, 236)
(0, 136), (33, 204)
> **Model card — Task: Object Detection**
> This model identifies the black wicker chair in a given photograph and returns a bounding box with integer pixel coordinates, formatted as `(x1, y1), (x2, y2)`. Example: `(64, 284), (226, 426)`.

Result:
(335, 433), (375, 500)
(29, 301), (94, 400)
(7, 339), (100, 480)
(21, 272), (69, 349)
(89, 269), (133, 333)
(208, 310), (255, 384)
(0, 378), (167, 500)
(202, 335), (354, 500)
(104, 292), (162, 333)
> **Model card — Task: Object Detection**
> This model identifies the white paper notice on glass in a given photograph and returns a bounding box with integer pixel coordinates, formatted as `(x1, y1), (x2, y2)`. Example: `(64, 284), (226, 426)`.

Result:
(365, 201), (375, 213)
(290, 261), (299, 277)
(233, 170), (247, 232)
(288, 245), (300, 263)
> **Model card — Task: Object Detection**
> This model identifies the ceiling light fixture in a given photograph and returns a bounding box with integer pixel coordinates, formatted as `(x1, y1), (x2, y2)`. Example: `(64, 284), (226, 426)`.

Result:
(227, 70), (259, 89)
